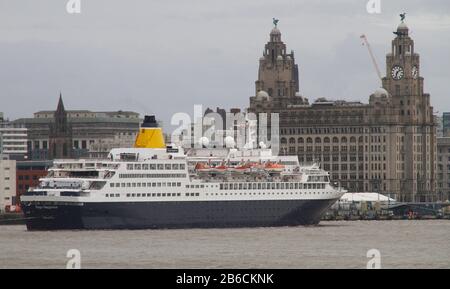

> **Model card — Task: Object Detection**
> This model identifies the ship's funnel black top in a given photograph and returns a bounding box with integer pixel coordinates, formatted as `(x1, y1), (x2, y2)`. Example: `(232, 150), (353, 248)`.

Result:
(141, 115), (158, 128)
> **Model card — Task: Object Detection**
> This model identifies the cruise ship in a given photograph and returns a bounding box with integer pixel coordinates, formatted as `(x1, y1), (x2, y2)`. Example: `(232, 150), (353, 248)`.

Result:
(21, 116), (345, 230)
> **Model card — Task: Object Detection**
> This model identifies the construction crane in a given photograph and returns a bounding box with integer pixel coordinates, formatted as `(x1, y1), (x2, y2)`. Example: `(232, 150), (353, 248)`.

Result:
(360, 34), (382, 82)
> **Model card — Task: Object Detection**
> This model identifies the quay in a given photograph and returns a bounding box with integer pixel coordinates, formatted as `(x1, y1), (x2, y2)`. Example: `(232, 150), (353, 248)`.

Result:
(323, 200), (450, 221)
(0, 213), (25, 225)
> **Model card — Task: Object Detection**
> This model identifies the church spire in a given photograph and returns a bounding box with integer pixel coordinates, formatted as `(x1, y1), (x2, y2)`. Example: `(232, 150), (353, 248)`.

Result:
(49, 92), (72, 159)
(56, 92), (65, 115)
(54, 92), (68, 135)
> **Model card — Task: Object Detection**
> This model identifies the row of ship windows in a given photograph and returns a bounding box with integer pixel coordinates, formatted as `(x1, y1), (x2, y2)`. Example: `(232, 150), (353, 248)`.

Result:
(126, 163), (186, 171)
(207, 191), (332, 196)
(119, 173), (187, 178)
(105, 193), (198, 198)
(220, 183), (327, 190)
(105, 191), (333, 198)
(111, 182), (318, 190)
(186, 184), (208, 189)
(110, 182), (182, 188)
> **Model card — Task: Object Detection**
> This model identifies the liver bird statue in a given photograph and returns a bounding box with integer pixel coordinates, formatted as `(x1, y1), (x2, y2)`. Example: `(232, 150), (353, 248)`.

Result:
(273, 18), (279, 28)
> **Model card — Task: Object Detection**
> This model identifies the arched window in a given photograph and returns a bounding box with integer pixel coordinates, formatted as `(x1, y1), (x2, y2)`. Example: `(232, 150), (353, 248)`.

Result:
(358, 136), (363, 143)
(324, 137), (330, 143)
(307, 137), (313, 143)
(350, 137), (356, 143)
(333, 137), (339, 143)
(289, 137), (296, 144)
(341, 137), (347, 143)
(281, 138), (287, 144)
(315, 137), (322, 143)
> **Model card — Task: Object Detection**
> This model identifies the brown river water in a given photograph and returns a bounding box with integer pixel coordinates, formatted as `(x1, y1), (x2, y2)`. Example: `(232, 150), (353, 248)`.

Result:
(0, 220), (449, 269)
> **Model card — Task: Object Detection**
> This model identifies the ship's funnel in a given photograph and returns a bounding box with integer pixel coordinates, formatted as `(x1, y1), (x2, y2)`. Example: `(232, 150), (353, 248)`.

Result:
(134, 115), (166, 149)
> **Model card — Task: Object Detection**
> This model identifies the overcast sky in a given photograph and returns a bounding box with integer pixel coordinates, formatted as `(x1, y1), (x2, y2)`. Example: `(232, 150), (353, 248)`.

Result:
(0, 0), (449, 130)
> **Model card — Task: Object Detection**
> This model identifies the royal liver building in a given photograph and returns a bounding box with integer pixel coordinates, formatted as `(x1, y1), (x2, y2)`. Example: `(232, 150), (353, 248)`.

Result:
(249, 19), (437, 202)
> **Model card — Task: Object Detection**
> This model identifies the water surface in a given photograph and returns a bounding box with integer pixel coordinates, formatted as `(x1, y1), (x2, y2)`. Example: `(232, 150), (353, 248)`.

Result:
(0, 220), (448, 268)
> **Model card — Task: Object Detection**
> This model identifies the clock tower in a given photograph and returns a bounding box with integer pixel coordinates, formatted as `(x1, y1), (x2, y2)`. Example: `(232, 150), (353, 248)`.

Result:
(251, 19), (305, 110)
(382, 16), (432, 124)
(382, 15), (436, 202)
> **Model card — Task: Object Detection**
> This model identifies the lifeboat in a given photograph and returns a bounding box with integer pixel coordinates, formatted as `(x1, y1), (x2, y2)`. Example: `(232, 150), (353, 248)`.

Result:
(233, 163), (252, 173)
(212, 162), (228, 173)
(249, 162), (265, 171)
(195, 163), (212, 172)
(264, 162), (285, 172)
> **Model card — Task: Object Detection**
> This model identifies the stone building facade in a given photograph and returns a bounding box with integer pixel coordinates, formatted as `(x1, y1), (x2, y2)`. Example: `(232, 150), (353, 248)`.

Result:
(437, 137), (450, 201)
(255, 26), (299, 100)
(13, 95), (141, 160)
(0, 155), (16, 212)
(249, 20), (437, 202)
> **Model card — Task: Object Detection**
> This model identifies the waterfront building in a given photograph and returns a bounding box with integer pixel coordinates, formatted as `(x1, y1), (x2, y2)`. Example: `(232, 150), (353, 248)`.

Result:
(13, 95), (141, 160)
(436, 115), (443, 137)
(248, 19), (437, 202)
(15, 160), (53, 205)
(0, 155), (16, 212)
(0, 113), (28, 160)
(437, 137), (450, 201)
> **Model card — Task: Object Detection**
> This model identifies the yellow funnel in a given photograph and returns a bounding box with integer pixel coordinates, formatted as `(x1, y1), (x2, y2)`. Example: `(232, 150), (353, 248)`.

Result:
(134, 116), (166, 149)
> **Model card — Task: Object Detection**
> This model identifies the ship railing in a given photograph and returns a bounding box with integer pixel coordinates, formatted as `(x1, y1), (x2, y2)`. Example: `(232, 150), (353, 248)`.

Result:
(39, 184), (83, 190)
(57, 170), (110, 179)
(47, 174), (103, 179)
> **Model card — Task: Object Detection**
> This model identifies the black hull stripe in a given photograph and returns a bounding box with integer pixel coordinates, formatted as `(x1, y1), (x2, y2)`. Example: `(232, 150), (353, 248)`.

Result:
(22, 199), (338, 231)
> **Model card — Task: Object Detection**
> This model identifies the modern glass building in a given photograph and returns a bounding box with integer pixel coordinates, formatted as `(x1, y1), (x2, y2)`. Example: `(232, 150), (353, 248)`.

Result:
(443, 112), (450, 137)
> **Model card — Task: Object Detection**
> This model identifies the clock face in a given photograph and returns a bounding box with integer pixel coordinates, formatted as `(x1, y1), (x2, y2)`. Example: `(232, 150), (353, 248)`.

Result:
(412, 66), (419, 79)
(391, 66), (404, 80)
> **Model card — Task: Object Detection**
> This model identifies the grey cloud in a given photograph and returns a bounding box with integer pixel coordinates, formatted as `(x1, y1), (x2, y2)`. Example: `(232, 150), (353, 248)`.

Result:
(0, 0), (449, 130)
